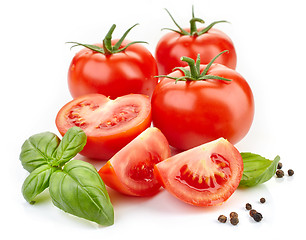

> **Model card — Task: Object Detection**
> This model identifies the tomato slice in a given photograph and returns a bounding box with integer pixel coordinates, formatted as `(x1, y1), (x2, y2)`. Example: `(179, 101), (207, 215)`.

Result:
(98, 127), (171, 197)
(56, 94), (151, 160)
(154, 138), (243, 206)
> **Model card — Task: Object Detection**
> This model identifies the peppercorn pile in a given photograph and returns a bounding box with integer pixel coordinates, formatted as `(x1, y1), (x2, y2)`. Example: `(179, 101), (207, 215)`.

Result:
(218, 197), (266, 225)
(276, 162), (294, 178)
(217, 162), (294, 226)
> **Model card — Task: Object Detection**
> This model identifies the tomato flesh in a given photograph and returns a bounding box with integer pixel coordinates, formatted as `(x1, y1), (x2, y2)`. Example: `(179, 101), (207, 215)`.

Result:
(96, 105), (140, 129)
(176, 153), (231, 192)
(98, 127), (171, 197)
(128, 153), (160, 182)
(56, 93), (151, 160)
(154, 138), (243, 206)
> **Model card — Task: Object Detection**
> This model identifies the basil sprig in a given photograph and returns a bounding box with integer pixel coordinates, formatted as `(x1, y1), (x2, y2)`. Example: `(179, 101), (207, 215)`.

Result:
(20, 127), (114, 226)
(239, 152), (280, 187)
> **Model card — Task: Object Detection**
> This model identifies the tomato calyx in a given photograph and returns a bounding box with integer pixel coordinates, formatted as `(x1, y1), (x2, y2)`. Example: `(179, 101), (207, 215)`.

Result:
(162, 6), (228, 36)
(156, 50), (232, 83)
(67, 24), (147, 55)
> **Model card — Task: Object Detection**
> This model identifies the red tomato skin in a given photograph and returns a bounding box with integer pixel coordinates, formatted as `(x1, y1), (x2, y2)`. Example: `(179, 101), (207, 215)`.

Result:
(98, 161), (134, 195)
(151, 64), (254, 150)
(68, 40), (158, 99)
(56, 94), (152, 160)
(155, 28), (237, 75)
(154, 138), (243, 206)
(98, 127), (171, 197)
(79, 118), (152, 160)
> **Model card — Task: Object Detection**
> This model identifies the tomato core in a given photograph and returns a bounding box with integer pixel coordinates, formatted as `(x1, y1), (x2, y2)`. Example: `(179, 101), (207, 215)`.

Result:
(97, 105), (140, 129)
(128, 153), (161, 182)
(175, 153), (231, 192)
(67, 101), (140, 130)
(68, 101), (99, 128)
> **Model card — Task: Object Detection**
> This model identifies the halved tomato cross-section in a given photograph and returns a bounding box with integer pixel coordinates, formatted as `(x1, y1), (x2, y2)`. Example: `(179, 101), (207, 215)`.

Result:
(154, 138), (243, 206)
(98, 127), (171, 197)
(56, 93), (151, 160)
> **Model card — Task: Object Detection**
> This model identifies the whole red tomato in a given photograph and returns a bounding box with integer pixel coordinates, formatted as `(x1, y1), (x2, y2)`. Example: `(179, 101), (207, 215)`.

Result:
(152, 51), (254, 150)
(68, 24), (158, 99)
(155, 8), (237, 75)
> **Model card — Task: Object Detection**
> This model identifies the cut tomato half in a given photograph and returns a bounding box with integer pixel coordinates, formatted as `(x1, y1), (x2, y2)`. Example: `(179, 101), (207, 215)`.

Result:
(154, 138), (243, 206)
(98, 127), (171, 197)
(55, 93), (151, 160)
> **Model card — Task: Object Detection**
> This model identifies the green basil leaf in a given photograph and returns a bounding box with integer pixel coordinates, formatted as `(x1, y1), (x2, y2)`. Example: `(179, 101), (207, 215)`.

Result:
(49, 160), (114, 226)
(239, 152), (280, 187)
(22, 164), (57, 203)
(20, 132), (60, 172)
(51, 127), (87, 167)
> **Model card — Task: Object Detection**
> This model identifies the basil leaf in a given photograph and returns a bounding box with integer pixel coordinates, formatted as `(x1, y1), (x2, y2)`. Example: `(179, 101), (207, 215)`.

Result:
(20, 132), (60, 172)
(22, 164), (57, 203)
(239, 153), (280, 187)
(49, 160), (114, 226)
(52, 127), (87, 167)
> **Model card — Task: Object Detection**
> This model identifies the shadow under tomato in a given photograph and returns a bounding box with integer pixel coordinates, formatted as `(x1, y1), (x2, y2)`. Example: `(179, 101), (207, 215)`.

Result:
(106, 187), (161, 207)
(170, 146), (183, 157)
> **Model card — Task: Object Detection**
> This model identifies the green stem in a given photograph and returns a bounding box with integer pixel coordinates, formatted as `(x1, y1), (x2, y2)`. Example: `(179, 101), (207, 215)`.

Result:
(163, 6), (227, 36)
(155, 51), (232, 83)
(103, 24), (116, 55)
(189, 18), (205, 36)
(67, 24), (146, 55)
(181, 56), (198, 77)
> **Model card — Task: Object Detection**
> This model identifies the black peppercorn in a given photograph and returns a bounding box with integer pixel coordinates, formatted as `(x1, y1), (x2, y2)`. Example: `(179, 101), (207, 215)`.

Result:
(277, 162), (283, 169)
(249, 209), (257, 217)
(260, 197), (266, 203)
(245, 203), (252, 210)
(276, 169), (284, 178)
(230, 212), (238, 219)
(230, 217), (239, 225)
(288, 169), (294, 176)
(218, 215), (227, 223)
(252, 212), (263, 222)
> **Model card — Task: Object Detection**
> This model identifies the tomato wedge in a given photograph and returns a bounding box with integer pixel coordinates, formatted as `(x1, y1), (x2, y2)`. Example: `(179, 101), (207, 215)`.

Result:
(154, 138), (243, 206)
(55, 94), (151, 160)
(98, 127), (171, 197)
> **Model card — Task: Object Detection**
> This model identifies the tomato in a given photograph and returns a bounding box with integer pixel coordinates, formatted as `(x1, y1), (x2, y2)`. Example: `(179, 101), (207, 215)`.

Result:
(98, 127), (171, 197)
(155, 8), (236, 75)
(154, 138), (243, 206)
(55, 93), (151, 160)
(68, 24), (158, 99)
(151, 52), (254, 150)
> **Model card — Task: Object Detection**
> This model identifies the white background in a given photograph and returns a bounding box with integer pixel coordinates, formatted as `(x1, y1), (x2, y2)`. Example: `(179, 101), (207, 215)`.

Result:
(1, 0), (305, 239)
